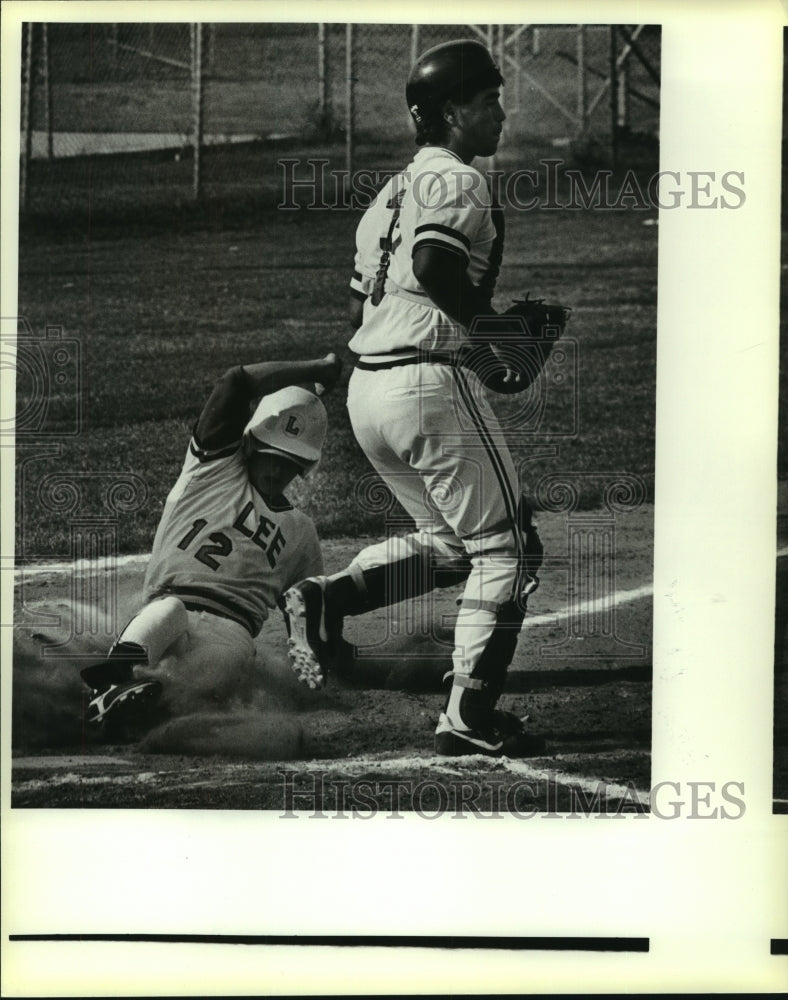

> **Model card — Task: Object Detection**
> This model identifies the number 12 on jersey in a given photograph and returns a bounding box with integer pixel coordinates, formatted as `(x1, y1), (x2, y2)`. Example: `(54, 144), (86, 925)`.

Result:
(176, 504), (287, 570)
(177, 518), (231, 571)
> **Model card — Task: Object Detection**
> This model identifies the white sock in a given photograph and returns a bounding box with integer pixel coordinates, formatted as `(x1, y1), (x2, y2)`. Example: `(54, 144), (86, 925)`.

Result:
(120, 596), (189, 666)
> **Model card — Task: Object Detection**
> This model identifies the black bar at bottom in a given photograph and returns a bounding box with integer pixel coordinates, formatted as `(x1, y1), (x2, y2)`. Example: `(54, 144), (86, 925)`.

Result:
(9, 934), (648, 952)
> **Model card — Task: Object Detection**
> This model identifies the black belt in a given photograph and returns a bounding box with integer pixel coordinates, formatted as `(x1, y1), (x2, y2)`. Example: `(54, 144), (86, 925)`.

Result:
(355, 350), (458, 372)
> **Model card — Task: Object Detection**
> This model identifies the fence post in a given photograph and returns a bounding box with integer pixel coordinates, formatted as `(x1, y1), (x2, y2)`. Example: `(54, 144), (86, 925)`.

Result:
(609, 25), (618, 165)
(206, 23), (215, 76)
(41, 23), (53, 159)
(318, 24), (326, 117)
(410, 23), (419, 66)
(617, 54), (630, 130)
(20, 21), (34, 211)
(318, 23), (333, 137)
(191, 23), (205, 200)
(576, 25), (587, 136)
(345, 23), (355, 177)
(109, 23), (118, 78)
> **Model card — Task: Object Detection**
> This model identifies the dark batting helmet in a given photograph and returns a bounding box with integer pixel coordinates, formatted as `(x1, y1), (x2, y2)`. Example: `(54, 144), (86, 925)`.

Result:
(406, 39), (504, 142)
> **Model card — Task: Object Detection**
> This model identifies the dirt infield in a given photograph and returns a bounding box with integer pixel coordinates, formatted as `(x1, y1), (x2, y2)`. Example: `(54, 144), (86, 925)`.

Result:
(11, 509), (654, 811)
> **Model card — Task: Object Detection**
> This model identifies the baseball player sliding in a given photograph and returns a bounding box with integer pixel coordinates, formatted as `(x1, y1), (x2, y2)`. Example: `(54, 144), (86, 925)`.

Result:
(284, 40), (548, 758)
(80, 352), (342, 732)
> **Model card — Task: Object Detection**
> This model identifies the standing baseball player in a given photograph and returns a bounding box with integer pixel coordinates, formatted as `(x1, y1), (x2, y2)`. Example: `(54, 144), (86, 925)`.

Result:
(283, 39), (547, 758)
(79, 352), (342, 732)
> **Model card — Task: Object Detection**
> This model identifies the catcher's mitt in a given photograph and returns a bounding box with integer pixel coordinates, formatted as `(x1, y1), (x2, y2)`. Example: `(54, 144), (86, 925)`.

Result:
(465, 294), (571, 394)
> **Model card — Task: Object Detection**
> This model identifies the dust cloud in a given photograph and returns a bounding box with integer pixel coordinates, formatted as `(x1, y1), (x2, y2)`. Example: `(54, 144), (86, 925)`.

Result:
(12, 601), (308, 761)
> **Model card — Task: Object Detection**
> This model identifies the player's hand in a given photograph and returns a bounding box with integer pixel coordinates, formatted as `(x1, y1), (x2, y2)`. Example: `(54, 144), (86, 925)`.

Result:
(314, 352), (342, 395)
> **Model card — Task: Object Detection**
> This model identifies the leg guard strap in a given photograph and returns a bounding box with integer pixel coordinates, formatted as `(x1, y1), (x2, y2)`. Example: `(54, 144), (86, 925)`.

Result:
(456, 597), (501, 613)
(442, 671), (487, 691)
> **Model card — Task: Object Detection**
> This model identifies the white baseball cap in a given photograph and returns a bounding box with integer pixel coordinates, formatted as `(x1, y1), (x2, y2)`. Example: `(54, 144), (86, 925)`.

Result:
(243, 385), (327, 472)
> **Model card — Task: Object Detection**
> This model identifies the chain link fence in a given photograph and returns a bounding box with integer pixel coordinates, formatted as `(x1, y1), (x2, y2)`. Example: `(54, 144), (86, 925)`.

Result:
(20, 22), (660, 217)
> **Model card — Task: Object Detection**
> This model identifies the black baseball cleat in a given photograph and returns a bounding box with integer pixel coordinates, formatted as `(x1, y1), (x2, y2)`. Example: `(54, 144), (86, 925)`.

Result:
(80, 641), (148, 693)
(283, 577), (335, 690)
(434, 712), (546, 758)
(86, 679), (163, 726)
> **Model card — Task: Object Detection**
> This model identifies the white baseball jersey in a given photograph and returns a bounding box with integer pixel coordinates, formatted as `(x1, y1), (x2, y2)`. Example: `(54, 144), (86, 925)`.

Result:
(143, 437), (323, 638)
(349, 145), (503, 357)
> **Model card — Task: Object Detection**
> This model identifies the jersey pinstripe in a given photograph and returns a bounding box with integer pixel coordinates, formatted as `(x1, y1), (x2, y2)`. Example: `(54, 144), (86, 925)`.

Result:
(349, 146), (503, 356)
(143, 437), (323, 637)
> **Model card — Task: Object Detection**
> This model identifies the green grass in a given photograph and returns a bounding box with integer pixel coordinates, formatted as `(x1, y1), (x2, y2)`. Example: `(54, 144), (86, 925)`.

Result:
(15, 172), (657, 561)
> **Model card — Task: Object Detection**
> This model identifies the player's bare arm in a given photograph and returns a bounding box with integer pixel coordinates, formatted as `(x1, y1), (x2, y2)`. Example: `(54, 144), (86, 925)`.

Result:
(413, 243), (522, 381)
(412, 244), (492, 330)
(349, 295), (364, 330)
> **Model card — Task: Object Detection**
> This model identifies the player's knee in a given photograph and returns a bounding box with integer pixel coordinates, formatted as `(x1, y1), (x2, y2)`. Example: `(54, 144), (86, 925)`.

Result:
(150, 595), (190, 632)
